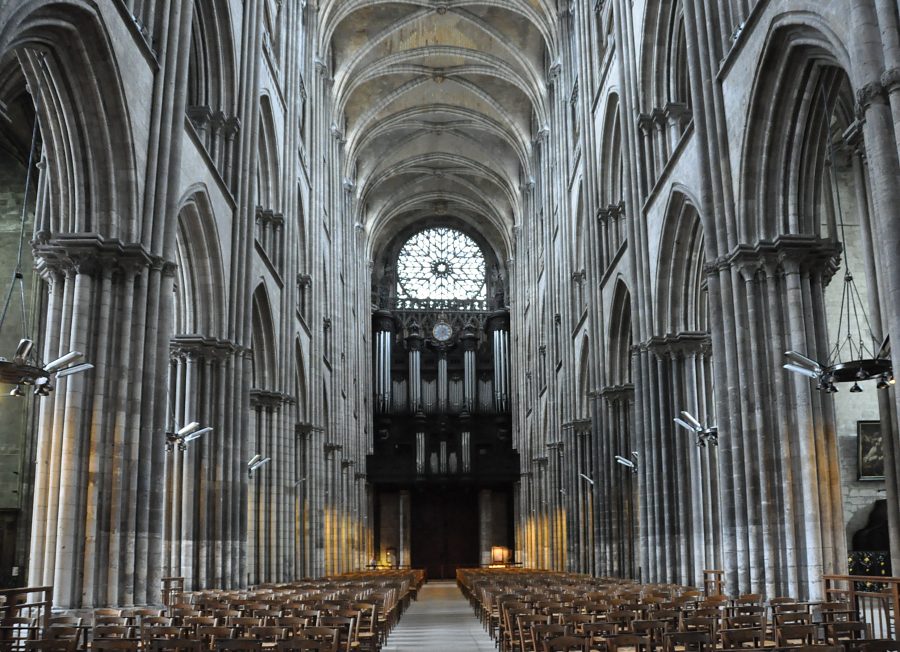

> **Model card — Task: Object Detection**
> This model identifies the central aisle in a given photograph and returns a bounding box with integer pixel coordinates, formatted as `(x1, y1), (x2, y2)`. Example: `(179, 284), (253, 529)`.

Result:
(382, 580), (495, 651)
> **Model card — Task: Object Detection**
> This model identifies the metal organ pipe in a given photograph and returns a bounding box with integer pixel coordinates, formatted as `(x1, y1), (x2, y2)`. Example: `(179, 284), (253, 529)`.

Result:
(487, 311), (511, 412)
(437, 351), (448, 412)
(461, 327), (477, 413)
(373, 311), (394, 413)
(406, 325), (424, 414)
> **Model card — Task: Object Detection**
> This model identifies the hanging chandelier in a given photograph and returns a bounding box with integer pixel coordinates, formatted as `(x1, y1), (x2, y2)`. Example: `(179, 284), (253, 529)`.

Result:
(783, 91), (893, 393)
(0, 72), (93, 396)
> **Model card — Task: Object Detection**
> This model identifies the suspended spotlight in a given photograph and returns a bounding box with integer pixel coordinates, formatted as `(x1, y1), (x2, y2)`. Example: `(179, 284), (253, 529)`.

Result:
(850, 382), (863, 393)
(856, 368), (867, 380)
(9, 385), (23, 397)
(43, 351), (83, 373)
(13, 339), (33, 365)
(56, 362), (94, 378)
(826, 383), (839, 393)
(183, 426), (212, 443)
(177, 421), (200, 437)
(615, 454), (638, 474)
(248, 456), (271, 477)
(877, 374), (889, 390)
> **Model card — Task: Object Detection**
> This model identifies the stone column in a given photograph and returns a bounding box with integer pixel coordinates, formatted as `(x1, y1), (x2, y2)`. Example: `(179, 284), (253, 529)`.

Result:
(479, 489), (492, 566)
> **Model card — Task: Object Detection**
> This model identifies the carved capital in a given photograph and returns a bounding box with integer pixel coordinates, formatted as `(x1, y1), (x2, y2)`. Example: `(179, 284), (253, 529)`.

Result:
(856, 81), (888, 112)
(881, 67), (900, 93)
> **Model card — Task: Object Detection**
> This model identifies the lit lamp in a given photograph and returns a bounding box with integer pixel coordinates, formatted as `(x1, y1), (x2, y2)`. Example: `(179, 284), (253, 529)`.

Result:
(490, 546), (508, 567)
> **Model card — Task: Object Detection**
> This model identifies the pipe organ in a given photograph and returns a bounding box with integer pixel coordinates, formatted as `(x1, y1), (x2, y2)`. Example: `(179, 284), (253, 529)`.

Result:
(367, 309), (518, 485)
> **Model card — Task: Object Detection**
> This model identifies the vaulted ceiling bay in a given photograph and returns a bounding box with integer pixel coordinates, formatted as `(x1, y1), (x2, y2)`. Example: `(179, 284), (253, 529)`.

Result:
(318, 1), (557, 258)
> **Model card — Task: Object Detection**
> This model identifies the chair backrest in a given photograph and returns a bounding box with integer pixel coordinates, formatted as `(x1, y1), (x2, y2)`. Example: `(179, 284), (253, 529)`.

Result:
(95, 616), (133, 627)
(533, 624), (569, 652)
(666, 630), (713, 652)
(543, 635), (588, 652)
(91, 641), (140, 651)
(276, 641), (329, 652)
(609, 634), (652, 652)
(721, 626), (763, 648)
(147, 640), (204, 652)
(296, 626), (340, 652)
(774, 611), (811, 626)
(776, 623), (818, 646)
(250, 625), (288, 641)
(214, 640), (264, 651)
(862, 640), (900, 652)
(24, 641), (77, 652)
(828, 621), (870, 641)
(197, 625), (236, 643)
(93, 624), (135, 639)
(142, 626), (188, 641)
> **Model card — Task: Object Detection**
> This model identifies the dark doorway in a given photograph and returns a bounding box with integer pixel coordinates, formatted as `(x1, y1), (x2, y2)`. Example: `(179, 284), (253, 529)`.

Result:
(410, 487), (479, 579)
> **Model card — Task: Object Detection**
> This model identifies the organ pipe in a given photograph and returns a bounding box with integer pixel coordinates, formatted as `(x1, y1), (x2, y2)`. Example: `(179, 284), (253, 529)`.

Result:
(461, 327), (477, 413)
(406, 324), (424, 414)
(487, 311), (511, 412)
(373, 311), (394, 413)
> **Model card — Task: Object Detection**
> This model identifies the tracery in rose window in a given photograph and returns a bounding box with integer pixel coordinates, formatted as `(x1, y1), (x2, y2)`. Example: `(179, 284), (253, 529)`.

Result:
(396, 227), (486, 304)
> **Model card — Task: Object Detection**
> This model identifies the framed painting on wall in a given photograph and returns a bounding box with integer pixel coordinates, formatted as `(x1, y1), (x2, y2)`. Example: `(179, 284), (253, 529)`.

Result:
(858, 420), (885, 480)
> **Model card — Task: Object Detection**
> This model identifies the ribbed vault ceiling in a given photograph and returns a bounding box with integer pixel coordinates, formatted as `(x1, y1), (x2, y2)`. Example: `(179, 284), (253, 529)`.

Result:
(318, 1), (557, 259)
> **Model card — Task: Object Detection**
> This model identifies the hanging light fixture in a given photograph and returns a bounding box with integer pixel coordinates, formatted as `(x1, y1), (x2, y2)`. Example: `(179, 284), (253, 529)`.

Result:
(783, 90), (892, 392)
(0, 78), (92, 394)
(674, 410), (719, 447)
(615, 452), (639, 474)
(165, 421), (212, 452)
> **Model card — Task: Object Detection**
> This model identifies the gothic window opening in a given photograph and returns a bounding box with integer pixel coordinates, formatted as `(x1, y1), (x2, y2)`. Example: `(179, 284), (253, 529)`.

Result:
(395, 227), (486, 309)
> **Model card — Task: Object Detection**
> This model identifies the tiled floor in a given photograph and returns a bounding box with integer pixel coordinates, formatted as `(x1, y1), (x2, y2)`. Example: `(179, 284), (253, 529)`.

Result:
(381, 580), (496, 652)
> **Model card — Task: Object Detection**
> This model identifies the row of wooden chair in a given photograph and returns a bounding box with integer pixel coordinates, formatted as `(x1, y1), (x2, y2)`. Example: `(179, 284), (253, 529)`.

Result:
(457, 569), (898, 652)
(2, 570), (425, 652)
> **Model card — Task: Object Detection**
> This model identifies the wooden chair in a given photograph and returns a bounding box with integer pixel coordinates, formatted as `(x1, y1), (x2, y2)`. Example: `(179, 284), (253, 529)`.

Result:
(608, 633), (653, 652)
(773, 612), (811, 627)
(518, 614), (551, 652)
(818, 602), (856, 623)
(213, 640), (264, 651)
(544, 635), (589, 652)
(44, 625), (84, 651)
(318, 616), (354, 652)
(295, 626), (340, 652)
(91, 641), (140, 651)
(632, 620), (670, 647)
(277, 641), (330, 652)
(862, 640), (900, 652)
(23, 642), (77, 652)
(196, 625), (235, 646)
(146, 641), (204, 652)
(92, 624), (135, 640)
(826, 621), (870, 651)
(95, 616), (133, 627)
(93, 609), (124, 618)
(720, 627), (763, 649)
(775, 623), (818, 647)
(563, 614), (596, 636)
(533, 624), (569, 652)
(250, 625), (288, 643)
(664, 631), (713, 652)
